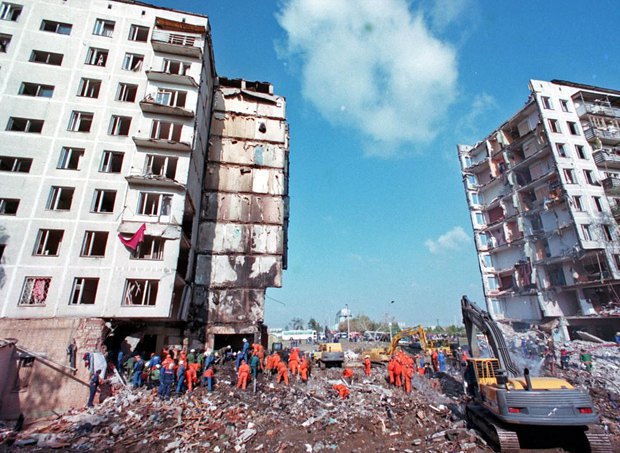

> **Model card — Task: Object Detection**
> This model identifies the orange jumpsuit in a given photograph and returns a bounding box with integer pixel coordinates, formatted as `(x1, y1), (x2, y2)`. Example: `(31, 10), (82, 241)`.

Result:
(364, 357), (371, 376)
(266, 354), (274, 372)
(387, 359), (395, 385)
(237, 362), (250, 389)
(299, 357), (309, 382)
(185, 362), (200, 391)
(277, 361), (289, 385)
(333, 383), (350, 399)
(393, 360), (403, 387)
(342, 368), (353, 380)
(431, 351), (439, 372)
(289, 349), (299, 375)
(404, 365), (413, 393)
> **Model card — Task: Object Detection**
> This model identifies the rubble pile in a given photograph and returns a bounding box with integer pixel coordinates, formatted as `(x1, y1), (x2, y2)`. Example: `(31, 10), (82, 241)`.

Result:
(2, 367), (491, 452)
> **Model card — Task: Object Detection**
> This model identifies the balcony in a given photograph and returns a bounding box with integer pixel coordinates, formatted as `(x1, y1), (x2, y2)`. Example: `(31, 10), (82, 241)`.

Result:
(125, 174), (185, 191)
(593, 148), (620, 168)
(146, 70), (198, 87)
(139, 95), (194, 118)
(576, 102), (620, 119)
(132, 136), (192, 152)
(584, 126), (620, 145)
(151, 30), (203, 58)
(602, 176), (620, 196)
(612, 204), (620, 221)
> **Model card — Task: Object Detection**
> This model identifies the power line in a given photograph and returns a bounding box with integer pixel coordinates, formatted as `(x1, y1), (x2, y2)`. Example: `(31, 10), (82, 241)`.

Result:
(266, 295), (286, 306)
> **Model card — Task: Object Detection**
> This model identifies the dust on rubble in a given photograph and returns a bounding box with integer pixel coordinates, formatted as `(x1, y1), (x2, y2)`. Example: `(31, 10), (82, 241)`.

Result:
(0, 362), (490, 453)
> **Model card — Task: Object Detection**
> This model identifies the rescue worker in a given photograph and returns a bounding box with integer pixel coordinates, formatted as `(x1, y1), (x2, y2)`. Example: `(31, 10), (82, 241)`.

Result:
(266, 352), (275, 373)
(272, 352), (281, 375)
(560, 343), (570, 370)
(579, 349), (593, 372)
(276, 360), (289, 385)
(237, 359), (251, 390)
(393, 358), (403, 387)
(341, 367), (354, 385)
(289, 348), (300, 376)
(363, 355), (371, 376)
(186, 362), (201, 392)
(299, 354), (309, 383)
(241, 338), (250, 362)
(332, 383), (350, 399)
(176, 359), (186, 393)
(202, 366), (214, 391)
(132, 355), (144, 388)
(187, 349), (196, 364)
(438, 350), (446, 373)
(148, 364), (161, 389)
(431, 350), (439, 373)
(250, 352), (261, 380)
(403, 364), (413, 394)
(235, 351), (244, 371)
(387, 356), (396, 385)
(158, 362), (175, 400)
(87, 369), (103, 407)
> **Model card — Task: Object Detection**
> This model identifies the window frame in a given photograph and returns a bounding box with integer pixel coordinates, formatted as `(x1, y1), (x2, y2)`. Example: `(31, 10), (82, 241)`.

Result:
(567, 121), (580, 136)
(81, 231), (108, 257)
(108, 115), (132, 136)
(91, 189), (116, 213)
(0, 155), (32, 173)
(548, 119), (561, 134)
(7, 117), (44, 133)
(137, 192), (172, 216)
(33, 229), (64, 256)
(46, 186), (74, 211)
(575, 144), (587, 159)
(57, 147), (84, 170)
(0, 33), (10, 52)
(19, 82), (54, 98)
(85, 47), (108, 66)
(121, 52), (144, 71)
(128, 24), (149, 42)
(99, 150), (124, 173)
(116, 83), (138, 102)
(30, 49), (63, 66)
(0, 2), (22, 22)
(67, 111), (94, 133)
(541, 96), (553, 110)
(19, 277), (51, 306)
(77, 78), (101, 98)
(0, 198), (19, 215)
(122, 279), (158, 306)
(40, 19), (72, 35)
(92, 18), (115, 37)
(69, 277), (99, 305)
(131, 236), (165, 260)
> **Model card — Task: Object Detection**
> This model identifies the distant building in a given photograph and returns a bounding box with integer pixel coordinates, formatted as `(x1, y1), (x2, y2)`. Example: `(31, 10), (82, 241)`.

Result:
(0, 0), (288, 416)
(458, 79), (620, 339)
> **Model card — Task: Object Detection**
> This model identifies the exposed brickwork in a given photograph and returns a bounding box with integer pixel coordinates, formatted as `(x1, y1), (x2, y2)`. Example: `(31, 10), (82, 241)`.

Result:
(0, 318), (106, 419)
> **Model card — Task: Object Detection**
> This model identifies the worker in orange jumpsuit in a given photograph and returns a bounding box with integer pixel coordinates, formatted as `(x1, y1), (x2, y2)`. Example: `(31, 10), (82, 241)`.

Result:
(266, 353), (274, 373)
(185, 362), (201, 392)
(393, 358), (403, 387)
(299, 355), (309, 383)
(341, 367), (354, 385)
(237, 359), (251, 390)
(363, 355), (371, 376)
(403, 364), (414, 393)
(332, 383), (350, 399)
(257, 344), (266, 370)
(276, 360), (289, 385)
(387, 357), (396, 385)
(431, 350), (439, 373)
(288, 348), (299, 376)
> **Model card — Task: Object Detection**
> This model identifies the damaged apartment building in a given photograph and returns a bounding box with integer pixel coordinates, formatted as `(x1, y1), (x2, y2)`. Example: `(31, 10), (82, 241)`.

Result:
(0, 0), (288, 416)
(458, 79), (620, 340)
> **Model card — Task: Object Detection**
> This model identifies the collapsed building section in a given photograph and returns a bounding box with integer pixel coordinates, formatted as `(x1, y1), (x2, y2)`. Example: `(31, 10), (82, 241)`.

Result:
(458, 79), (620, 340)
(193, 78), (289, 352)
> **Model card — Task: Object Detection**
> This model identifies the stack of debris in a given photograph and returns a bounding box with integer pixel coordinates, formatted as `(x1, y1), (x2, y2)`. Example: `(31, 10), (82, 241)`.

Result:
(3, 367), (491, 452)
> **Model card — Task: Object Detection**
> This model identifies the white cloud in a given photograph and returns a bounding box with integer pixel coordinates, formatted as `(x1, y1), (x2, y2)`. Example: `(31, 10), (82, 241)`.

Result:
(427, 0), (473, 32)
(425, 226), (470, 254)
(277, 0), (458, 156)
(456, 92), (497, 144)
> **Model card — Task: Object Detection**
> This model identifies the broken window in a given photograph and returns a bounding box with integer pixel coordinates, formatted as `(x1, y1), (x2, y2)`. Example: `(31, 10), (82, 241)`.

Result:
(593, 196), (603, 212)
(0, 155), (32, 172)
(150, 120), (182, 141)
(122, 53), (143, 71)
(30, 49), (63, 65)
(581, 224), (592, 241)
(137, 192), (172, 216)
(573, 196), (584, 211)
(19, 82), (54, 97)
(0, 2), (22, 21)
(567, 121), (580, 136)
(81, 231), (108, 257)
(108, 115), (131, 136)
(583, 170), (596, 185)
(77, 78), (101, 98)
(91, 189), (116, 213)
(128, 24), (149, 42)
(7, 117), (43, 133)
(547, 266), (566, 287)
(122, 279), (158, 306)
(99, 151), (124, 173)
(33, 229), (63, 256)
(13, 356), (35, 391)
(46, 186), (74, 210)
(132, 236), (164, 260)
(563, 168), (575, 184)
(163, 59), (190, 75)
(0, 198), (19, 215)
(19, 277), (50, 305)
(57, 147), (84, 170)
(548, 119), (560, 134)
(541, 96), (553, 110)
(0, 33), (11, 52)
(602, 225), (614, 242)
(155, 89), (187, 107)
(69, 277), (98, 305)
(85, 47), (108, 66)
(575, 145), (587, 159)
(93, 18), (114, 37)
(145, 154), (177, 179)
(68, 111), (93, 132)
(117, 83), (138, 102)
(560, 99), (570, 113)
(556, 143), (567, 158)
(40, 19), (72, 35)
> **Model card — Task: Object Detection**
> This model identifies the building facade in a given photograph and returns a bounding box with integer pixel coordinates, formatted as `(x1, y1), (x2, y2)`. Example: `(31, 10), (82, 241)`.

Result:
(458, 79), (620, 339)
(0, 0), (288, 416)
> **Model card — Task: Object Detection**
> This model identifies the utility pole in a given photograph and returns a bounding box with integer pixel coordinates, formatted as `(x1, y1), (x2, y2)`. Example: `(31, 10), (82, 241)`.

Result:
(345, 304), (350, 339)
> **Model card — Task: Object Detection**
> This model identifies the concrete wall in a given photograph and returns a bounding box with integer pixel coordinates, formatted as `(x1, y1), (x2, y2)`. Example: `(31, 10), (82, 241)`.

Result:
(0, 317), (106, 419)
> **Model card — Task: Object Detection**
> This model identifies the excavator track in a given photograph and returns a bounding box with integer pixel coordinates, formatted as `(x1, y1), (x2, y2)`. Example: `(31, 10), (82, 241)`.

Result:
(585, 427), (613, 453)
(466, 404), (520, 452)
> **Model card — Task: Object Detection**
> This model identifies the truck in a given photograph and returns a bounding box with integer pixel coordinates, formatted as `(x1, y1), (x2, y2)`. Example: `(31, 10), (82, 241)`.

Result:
(461, 295), (611, 452)
(314, 342), (344, 368)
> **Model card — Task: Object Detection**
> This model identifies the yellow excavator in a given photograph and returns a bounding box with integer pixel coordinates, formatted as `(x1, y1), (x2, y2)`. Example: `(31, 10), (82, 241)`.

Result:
(362, 326), (446, 362)
(461, 295), (611, 452)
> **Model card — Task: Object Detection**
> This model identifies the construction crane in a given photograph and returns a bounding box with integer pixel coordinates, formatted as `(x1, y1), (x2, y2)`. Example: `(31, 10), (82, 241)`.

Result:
(461, 295), (611, 452)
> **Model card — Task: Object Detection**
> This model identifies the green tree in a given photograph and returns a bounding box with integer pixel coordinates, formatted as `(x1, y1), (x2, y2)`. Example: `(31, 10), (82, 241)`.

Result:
(307, 318), (321, 333)
(290, 317), (305, 330)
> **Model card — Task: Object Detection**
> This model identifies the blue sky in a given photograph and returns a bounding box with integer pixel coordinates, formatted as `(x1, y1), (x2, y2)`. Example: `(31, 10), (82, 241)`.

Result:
(151, 0), (620, 329)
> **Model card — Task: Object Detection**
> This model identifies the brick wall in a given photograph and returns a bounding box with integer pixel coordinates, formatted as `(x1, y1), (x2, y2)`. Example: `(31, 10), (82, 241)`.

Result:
(0, 318), (106, 419)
